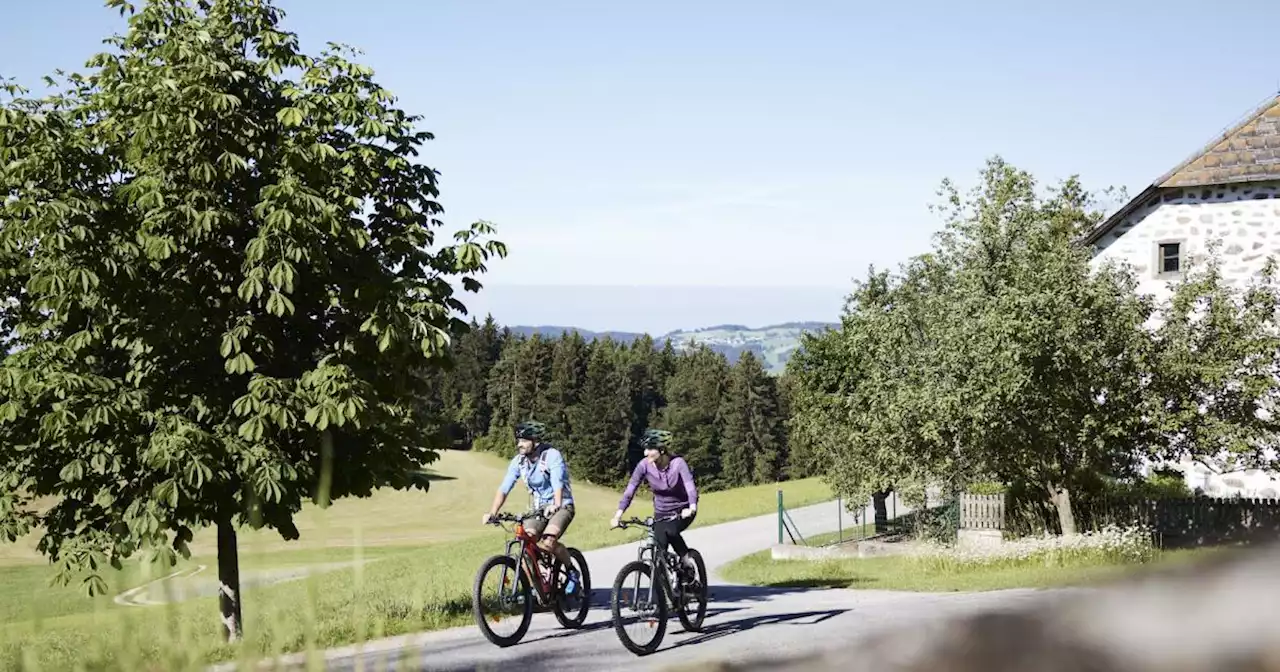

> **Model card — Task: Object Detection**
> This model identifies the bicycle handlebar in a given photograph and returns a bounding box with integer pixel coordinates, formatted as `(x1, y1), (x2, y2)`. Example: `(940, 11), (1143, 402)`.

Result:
(485, 510), (547, 527)
(612, 513), (681, 530)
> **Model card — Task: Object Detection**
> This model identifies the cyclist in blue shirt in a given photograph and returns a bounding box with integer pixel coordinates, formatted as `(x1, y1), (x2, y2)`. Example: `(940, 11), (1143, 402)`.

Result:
(482, 420), (581, 593)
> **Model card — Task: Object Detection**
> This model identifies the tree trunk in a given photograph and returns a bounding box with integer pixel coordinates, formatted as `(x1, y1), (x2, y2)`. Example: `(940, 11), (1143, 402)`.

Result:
(872, 489), (891, 534)
(217, 520), (243, 642)
(1047, 485), (1077, 536)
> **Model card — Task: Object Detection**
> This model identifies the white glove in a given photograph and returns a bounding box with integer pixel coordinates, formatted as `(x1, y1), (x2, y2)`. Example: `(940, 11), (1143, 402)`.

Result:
(543, 503), (559, 517)
(680, 505), (696, 519)
(610, 510), (623, 528)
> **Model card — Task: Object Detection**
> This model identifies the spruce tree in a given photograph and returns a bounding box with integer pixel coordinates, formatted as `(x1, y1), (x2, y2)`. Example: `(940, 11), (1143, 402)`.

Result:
(662, 345), (731, 489)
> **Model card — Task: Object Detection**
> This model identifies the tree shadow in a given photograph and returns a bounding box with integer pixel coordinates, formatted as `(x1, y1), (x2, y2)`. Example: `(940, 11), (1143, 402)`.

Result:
(659, 608), (849, 651)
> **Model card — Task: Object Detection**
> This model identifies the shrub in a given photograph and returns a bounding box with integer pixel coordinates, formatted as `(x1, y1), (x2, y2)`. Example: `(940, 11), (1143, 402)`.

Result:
(913, 524), (1157, 572)
(966, 481), (1007, 496)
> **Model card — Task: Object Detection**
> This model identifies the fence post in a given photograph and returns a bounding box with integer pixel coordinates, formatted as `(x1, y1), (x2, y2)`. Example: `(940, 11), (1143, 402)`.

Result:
(777, 489), (783, 544)
(837, 496), (843, 543)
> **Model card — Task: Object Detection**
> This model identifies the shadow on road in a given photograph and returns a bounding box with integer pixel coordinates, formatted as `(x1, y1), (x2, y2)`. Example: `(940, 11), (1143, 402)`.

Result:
(705, 583), (851, 602)
(535, 606), (747, 642)
(572, 581), (835, 613)
(661, 608), (849, 651)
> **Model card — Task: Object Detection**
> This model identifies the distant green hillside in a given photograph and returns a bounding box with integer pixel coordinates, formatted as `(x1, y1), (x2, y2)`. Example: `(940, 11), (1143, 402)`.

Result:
(507, 321), (838, 374)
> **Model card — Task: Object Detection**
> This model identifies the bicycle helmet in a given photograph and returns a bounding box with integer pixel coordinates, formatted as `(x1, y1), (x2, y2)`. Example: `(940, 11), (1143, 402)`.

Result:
(514, 420), (547, 441)
(639, 428), (673, 452)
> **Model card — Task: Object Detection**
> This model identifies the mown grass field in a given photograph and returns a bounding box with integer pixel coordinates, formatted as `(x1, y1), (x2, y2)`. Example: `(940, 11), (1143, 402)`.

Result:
(721, 528), (1230, 593)
(0, 449), (834, 671)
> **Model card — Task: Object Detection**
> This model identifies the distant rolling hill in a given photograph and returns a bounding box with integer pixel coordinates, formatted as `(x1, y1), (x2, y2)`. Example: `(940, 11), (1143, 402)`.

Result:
(505, 321), (838, 374)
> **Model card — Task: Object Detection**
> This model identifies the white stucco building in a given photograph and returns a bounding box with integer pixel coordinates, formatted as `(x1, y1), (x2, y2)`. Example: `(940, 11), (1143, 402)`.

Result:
(1084, 93), (1280, 499)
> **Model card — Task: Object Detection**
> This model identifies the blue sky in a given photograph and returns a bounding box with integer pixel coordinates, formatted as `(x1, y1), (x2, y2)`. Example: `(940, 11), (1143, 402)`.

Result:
(4, 0), (1279, 333)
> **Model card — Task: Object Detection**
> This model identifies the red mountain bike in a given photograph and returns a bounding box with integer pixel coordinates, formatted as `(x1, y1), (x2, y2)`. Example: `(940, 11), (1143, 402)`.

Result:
(472, 509), (592, 647)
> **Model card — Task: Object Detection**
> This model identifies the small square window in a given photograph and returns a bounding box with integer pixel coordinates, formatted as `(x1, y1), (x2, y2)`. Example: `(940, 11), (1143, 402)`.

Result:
(1157, 241), (1181, 275)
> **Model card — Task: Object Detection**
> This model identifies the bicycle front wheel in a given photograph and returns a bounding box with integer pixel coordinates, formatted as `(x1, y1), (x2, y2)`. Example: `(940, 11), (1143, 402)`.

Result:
(472, 554), (533, 647)
(610, 560), (667, 656)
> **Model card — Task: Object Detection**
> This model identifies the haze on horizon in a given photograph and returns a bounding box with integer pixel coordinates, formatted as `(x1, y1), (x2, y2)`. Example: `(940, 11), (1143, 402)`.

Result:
(5, 0), (1279, 332)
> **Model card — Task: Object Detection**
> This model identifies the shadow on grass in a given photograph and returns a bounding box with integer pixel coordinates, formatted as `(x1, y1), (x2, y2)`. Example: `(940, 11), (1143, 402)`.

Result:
(412, 469), (457, 482)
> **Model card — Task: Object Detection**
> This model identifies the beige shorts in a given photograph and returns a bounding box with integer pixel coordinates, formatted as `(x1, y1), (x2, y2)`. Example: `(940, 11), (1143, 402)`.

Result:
(526, 503), (575, 540)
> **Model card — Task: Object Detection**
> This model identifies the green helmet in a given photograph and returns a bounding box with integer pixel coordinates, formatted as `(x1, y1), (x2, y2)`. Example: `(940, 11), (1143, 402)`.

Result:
(514, 420), (547, 441)
(639, 428), (673, 451)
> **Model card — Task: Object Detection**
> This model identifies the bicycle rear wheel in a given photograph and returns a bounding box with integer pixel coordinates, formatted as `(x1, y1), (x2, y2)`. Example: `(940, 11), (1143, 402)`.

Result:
(675, 548), (708, 632)
(610, 560), (667, 656)
(552, 547), (592, 628)
(472, 554), (533, 647)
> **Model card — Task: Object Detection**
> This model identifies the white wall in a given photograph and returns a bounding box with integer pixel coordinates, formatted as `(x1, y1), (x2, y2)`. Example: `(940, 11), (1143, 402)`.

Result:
(1091, 181), (1280, 498)
(1168, 459), (1280, 499)
(1090, 181), (1280, 303)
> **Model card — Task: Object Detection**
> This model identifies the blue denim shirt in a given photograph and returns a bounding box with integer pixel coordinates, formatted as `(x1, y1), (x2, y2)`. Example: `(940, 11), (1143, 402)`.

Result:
(499, 444), (575, 508)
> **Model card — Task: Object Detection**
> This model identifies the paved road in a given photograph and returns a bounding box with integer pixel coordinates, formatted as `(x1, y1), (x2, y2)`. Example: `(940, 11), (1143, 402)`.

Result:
(214, 495), (1065, 671)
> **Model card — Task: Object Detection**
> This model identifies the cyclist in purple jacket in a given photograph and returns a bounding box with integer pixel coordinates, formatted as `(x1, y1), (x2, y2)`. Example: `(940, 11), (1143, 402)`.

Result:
(611, 428), (699, 577)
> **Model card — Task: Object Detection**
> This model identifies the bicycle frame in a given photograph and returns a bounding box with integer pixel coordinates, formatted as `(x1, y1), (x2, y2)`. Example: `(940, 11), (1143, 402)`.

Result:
(495, 512), (560, 605)
(624, 515), (684, 610)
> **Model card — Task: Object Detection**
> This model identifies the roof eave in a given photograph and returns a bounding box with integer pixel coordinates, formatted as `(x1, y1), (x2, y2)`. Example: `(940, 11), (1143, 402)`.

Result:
(1077, 184), (1161, 248)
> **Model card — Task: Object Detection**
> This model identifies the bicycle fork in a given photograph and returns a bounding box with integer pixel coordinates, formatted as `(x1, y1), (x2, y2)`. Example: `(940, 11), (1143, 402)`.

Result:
(629, 550), (678, 621)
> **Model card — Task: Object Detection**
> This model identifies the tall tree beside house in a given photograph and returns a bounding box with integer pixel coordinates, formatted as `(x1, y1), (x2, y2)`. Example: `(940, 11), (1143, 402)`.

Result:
(789, 157), (1157, 535)
(0, 0), (505, 643)
(931, 160), (1158, 534)
(1145, 249), (1280, 474)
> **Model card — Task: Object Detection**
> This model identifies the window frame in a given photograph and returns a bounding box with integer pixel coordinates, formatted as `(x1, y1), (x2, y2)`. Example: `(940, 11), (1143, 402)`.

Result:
(1153, 238), (1185, 279)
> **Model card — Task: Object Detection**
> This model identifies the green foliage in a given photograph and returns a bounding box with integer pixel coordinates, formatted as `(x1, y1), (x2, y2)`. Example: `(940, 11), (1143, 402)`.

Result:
(787, 155), (1280, 537)
(1101, 472), (1193, 500)
(966, 481), (1008, 496)
(445, 328), (795, 492)
(660, 344), (731, 488)
(1144, 249), (1280, 473)
(565, 338), (634, 485)
(719, 350), (787, 486)
(0, 0), (505, 598)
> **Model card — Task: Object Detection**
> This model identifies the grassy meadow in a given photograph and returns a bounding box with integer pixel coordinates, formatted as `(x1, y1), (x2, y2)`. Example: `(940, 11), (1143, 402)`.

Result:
(0, 449), (834, 671)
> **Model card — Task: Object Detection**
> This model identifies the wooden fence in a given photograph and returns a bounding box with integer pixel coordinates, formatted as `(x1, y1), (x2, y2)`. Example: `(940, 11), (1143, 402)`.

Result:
(960, 494), (1005, 530)
(960, 493), (1280, 547)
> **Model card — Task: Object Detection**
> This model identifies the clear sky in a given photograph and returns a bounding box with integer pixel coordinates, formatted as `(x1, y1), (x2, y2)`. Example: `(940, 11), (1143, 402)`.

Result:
(4, 0), (1279, 333)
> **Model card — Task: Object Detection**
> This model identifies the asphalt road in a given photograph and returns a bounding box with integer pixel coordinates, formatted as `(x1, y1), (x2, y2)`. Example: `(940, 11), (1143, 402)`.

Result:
(213, 495), (1066, 671)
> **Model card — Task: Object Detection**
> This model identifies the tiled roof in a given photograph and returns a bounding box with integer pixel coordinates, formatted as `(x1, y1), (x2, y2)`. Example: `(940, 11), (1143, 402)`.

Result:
(1160, 97), (1280, 188)
(1081, 93), (1280, 247)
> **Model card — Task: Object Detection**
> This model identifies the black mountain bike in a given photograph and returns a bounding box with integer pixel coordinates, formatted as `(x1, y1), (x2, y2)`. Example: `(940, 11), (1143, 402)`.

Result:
(471, 510), (592, 647)
(608, 514), (709, 656)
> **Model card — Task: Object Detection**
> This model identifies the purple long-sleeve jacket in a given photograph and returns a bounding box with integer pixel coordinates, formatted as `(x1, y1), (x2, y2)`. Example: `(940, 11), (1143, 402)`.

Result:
(617, 456), (699, 519)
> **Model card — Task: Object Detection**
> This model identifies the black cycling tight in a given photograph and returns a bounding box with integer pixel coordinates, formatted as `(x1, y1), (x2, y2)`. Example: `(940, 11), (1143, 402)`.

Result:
(653, 512), (696, 560)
